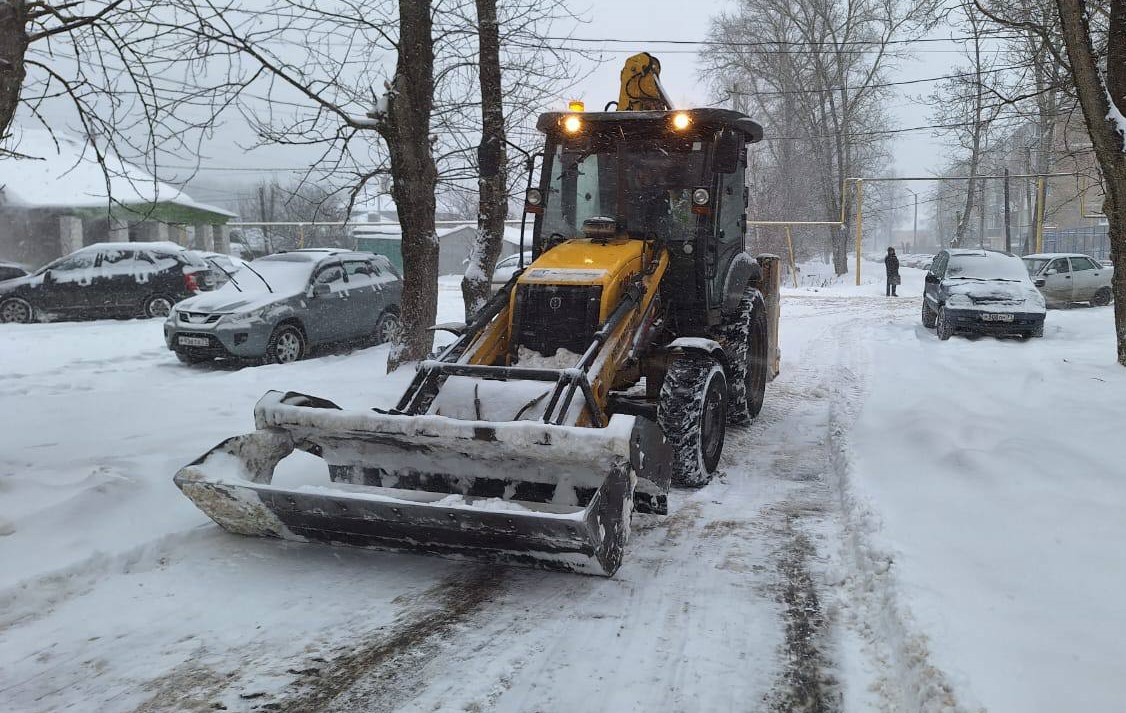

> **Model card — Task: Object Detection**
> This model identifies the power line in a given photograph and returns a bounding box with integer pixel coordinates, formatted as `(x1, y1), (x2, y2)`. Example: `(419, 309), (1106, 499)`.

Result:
(541, 32), (1024, 49)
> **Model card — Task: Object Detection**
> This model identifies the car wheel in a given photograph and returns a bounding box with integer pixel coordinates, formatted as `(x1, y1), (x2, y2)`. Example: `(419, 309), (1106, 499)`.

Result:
(936, 306), (954, 341)
(0, 297), (34, 324)
(1091, 287), (1113, 307)
(266, 324), (306, 364)
(374, 310), (403, 345)
(921, 300), (937, 328)
(143, 294), (174, 318)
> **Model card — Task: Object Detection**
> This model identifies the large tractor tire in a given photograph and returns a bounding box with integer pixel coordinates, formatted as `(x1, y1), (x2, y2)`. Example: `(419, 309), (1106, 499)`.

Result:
(658, 352), (728, 488)
(716, 291), (769, 425)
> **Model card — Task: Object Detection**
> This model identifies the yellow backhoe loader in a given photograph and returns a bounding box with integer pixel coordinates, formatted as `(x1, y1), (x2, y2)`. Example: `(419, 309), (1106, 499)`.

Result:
(174, 53), (781, 576)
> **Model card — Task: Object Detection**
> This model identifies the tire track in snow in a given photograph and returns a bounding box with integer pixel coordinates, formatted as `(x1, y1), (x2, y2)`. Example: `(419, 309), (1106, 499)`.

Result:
(817, 308), (973, 713)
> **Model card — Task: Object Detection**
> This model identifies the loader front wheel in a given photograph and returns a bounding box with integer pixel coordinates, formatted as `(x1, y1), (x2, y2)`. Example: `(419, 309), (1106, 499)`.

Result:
(658, 353), (727, 488)
(716, 292), (768, 425)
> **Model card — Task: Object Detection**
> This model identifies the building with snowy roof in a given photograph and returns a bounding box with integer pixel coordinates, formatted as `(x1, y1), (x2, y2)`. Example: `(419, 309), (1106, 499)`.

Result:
(0, 129), (237, 268)
(353, 222), (529, 275)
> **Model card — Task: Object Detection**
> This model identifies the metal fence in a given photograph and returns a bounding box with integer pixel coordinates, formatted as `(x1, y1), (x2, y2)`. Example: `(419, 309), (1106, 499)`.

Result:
(1042, 225), (1110, 260)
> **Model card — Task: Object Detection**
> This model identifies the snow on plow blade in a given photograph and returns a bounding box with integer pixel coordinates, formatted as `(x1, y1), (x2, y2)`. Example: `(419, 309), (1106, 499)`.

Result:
(174, 391), (635, 576)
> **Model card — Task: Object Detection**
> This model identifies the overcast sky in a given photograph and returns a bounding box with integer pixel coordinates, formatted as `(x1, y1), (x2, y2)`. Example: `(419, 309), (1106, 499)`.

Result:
(13, 0), (976, 221)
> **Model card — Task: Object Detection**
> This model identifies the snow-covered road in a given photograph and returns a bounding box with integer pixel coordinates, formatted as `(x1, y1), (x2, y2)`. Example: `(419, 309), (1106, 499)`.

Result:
(2, 268), (1123, 712)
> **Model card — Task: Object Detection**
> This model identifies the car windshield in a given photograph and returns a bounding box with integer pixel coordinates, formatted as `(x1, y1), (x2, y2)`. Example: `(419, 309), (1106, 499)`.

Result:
(212, 257), (314, 294)
(540, 135), (707, 240)
(946, 253), (1030, 281)
(1022, 258), (1051, 275)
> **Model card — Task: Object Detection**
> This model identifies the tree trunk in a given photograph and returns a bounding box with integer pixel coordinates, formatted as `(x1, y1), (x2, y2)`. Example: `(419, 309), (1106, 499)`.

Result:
(0, 1), (27, 141)
(460, 0), (507, 320)
(378, 0), (439, 371)
(1054, 0), (1126, 366)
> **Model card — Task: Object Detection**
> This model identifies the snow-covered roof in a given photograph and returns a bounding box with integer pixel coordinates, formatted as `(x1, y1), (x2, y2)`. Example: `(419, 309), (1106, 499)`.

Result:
(76, 241), (187, 253)
(352, 223), (528, 245)
(1022, 253), (1092, 259)
(0, 128), (236, 218)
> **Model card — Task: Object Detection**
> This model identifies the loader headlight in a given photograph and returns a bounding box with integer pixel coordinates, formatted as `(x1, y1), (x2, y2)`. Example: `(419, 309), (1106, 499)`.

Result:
(525, 188), (543, 206)
(692, 188), (710, 206)
(671, 112), (691, 131)
(562, 115), (583, 134)
(682, 242), (695, 254)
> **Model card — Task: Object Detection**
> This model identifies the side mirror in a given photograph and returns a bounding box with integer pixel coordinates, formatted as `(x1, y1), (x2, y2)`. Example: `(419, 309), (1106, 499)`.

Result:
(1044, 268), (1057, 276)
(925, 273), (939, 284)
(310, 283), (330, 297)
(1034, 279), (1046, 288)
(41, 270), (53, 283)
(713, 129), (743, 174)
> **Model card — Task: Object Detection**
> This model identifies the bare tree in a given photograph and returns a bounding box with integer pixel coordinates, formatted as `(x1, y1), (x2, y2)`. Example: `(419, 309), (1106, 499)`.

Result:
(704, 0), (936, 274)
(1054, 0), (1126, 365)
(460, 0), (506, 320)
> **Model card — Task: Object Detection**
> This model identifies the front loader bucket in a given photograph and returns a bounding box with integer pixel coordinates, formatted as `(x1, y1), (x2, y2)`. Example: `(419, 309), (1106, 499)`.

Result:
(174, 391), (637, 576)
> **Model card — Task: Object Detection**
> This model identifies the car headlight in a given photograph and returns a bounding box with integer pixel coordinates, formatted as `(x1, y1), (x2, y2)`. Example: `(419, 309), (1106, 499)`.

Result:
(1029, 291), (1045, 308)
(946, 294), (972, 307)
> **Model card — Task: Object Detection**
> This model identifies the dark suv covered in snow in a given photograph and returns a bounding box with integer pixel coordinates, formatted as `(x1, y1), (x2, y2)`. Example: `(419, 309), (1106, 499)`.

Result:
(922, 248), (1047, 340)
(0, 242), (214, 323)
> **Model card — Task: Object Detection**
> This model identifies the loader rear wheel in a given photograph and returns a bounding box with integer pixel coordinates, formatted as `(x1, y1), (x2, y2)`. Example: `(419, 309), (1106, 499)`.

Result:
(716, 292), (768, 425)
(658, 353), (727, 488)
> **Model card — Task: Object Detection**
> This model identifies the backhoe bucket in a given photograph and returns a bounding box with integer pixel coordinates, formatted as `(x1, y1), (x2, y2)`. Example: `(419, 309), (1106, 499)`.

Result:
(174, 391), (637, 576)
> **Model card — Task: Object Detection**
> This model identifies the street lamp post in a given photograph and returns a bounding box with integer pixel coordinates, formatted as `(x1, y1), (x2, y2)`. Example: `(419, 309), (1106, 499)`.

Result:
(905, 187), (918, 252)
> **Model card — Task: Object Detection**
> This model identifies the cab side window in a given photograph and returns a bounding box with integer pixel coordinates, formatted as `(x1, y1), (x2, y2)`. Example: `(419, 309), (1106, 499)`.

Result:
(930, 252), (949, 278)
(717, 162), (746, 245)
(344, 259), (377, 287)
(314, 263), (347, 289)
(48, 251), (97, 283)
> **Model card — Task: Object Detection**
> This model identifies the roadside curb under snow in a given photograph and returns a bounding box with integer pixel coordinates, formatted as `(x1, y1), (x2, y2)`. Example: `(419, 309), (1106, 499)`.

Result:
(824, 329), (980, 713)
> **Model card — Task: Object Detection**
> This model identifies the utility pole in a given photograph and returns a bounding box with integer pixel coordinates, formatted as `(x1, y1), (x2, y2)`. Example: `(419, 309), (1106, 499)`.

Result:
(905, 188), (918, 252)
(1003, 168), (1012, 253)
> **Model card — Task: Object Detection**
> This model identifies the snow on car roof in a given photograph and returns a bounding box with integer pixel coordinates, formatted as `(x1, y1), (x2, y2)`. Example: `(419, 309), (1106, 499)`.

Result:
(1022, 253), (1093, 259)
(81, 241), (187, 253)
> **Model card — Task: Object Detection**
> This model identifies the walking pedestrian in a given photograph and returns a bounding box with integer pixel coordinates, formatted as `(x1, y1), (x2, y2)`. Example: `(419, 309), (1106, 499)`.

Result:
(884, 247), (900, 297)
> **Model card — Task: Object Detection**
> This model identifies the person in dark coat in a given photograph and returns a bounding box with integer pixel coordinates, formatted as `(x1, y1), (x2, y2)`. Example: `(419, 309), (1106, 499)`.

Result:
(884, 247), (901, 296)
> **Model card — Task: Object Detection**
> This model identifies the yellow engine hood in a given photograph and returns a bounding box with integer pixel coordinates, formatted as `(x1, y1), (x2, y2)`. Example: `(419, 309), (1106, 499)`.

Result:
(518, 239), (645, 289)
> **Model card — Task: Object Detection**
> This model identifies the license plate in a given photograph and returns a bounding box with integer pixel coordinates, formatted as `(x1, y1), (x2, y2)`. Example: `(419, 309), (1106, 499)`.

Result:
(178, 336), (210, 347)
(981, 313), (1013, 322)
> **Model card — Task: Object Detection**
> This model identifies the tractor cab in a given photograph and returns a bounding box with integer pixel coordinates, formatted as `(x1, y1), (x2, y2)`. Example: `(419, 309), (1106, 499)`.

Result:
(527, 109), (763, 334)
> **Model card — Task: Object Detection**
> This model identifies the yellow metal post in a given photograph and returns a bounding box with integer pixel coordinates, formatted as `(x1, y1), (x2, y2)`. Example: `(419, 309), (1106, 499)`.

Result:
(854, 179), (863, 286)
(1034, 176), (1046, 253)
(784, 225), (799, 288)
(298, 224), (306, 249)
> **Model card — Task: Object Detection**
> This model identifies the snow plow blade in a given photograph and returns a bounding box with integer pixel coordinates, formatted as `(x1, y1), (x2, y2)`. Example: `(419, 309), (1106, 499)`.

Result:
(173, 391), (637, 576)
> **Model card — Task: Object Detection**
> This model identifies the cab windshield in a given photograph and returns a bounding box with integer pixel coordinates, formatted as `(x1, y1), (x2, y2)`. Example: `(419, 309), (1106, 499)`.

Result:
(540, 136), (707, 241)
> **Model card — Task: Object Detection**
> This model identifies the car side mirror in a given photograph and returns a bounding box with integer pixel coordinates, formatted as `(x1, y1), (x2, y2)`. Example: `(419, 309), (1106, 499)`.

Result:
(925, 273), (939, 284)
(1044, 269), (1057, 276)
(1034, 279), (1046, 287)
(310, 283), (330, 297)
(41, 269), (54, 283)
(713, 129), (743, 174)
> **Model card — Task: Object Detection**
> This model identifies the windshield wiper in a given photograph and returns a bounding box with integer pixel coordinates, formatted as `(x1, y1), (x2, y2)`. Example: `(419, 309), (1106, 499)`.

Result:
(241, 263), (274, 293)
(204, 257), (242, 292)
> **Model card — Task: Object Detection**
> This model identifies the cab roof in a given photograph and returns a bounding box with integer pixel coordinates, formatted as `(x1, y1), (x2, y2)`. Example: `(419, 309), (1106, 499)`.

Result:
(537, 108), (764, 143)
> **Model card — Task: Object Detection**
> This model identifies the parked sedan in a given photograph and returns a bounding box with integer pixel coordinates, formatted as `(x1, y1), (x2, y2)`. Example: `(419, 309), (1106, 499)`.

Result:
(0, 242), (214, 323)
(165, 248), (402, 365)
(490, 251), (534, 293)
(1022, 253), (1114, 307)
(922, 248), (1046, 340)
(0, 261), (29, 283)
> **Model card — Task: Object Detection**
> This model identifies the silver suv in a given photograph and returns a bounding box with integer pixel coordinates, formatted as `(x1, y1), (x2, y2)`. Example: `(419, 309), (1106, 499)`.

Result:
(164, 249), (402, 364)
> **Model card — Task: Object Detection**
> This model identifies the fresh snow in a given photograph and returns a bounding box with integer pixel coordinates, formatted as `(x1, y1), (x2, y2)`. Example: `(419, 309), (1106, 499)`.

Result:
(1, 262), (1124, 712)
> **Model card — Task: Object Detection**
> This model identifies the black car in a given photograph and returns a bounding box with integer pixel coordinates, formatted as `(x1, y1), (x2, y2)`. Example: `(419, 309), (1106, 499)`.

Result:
(0, 242), (215, 323)
(0, 261), (29, 282)
(922, 248), (1047, 340)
